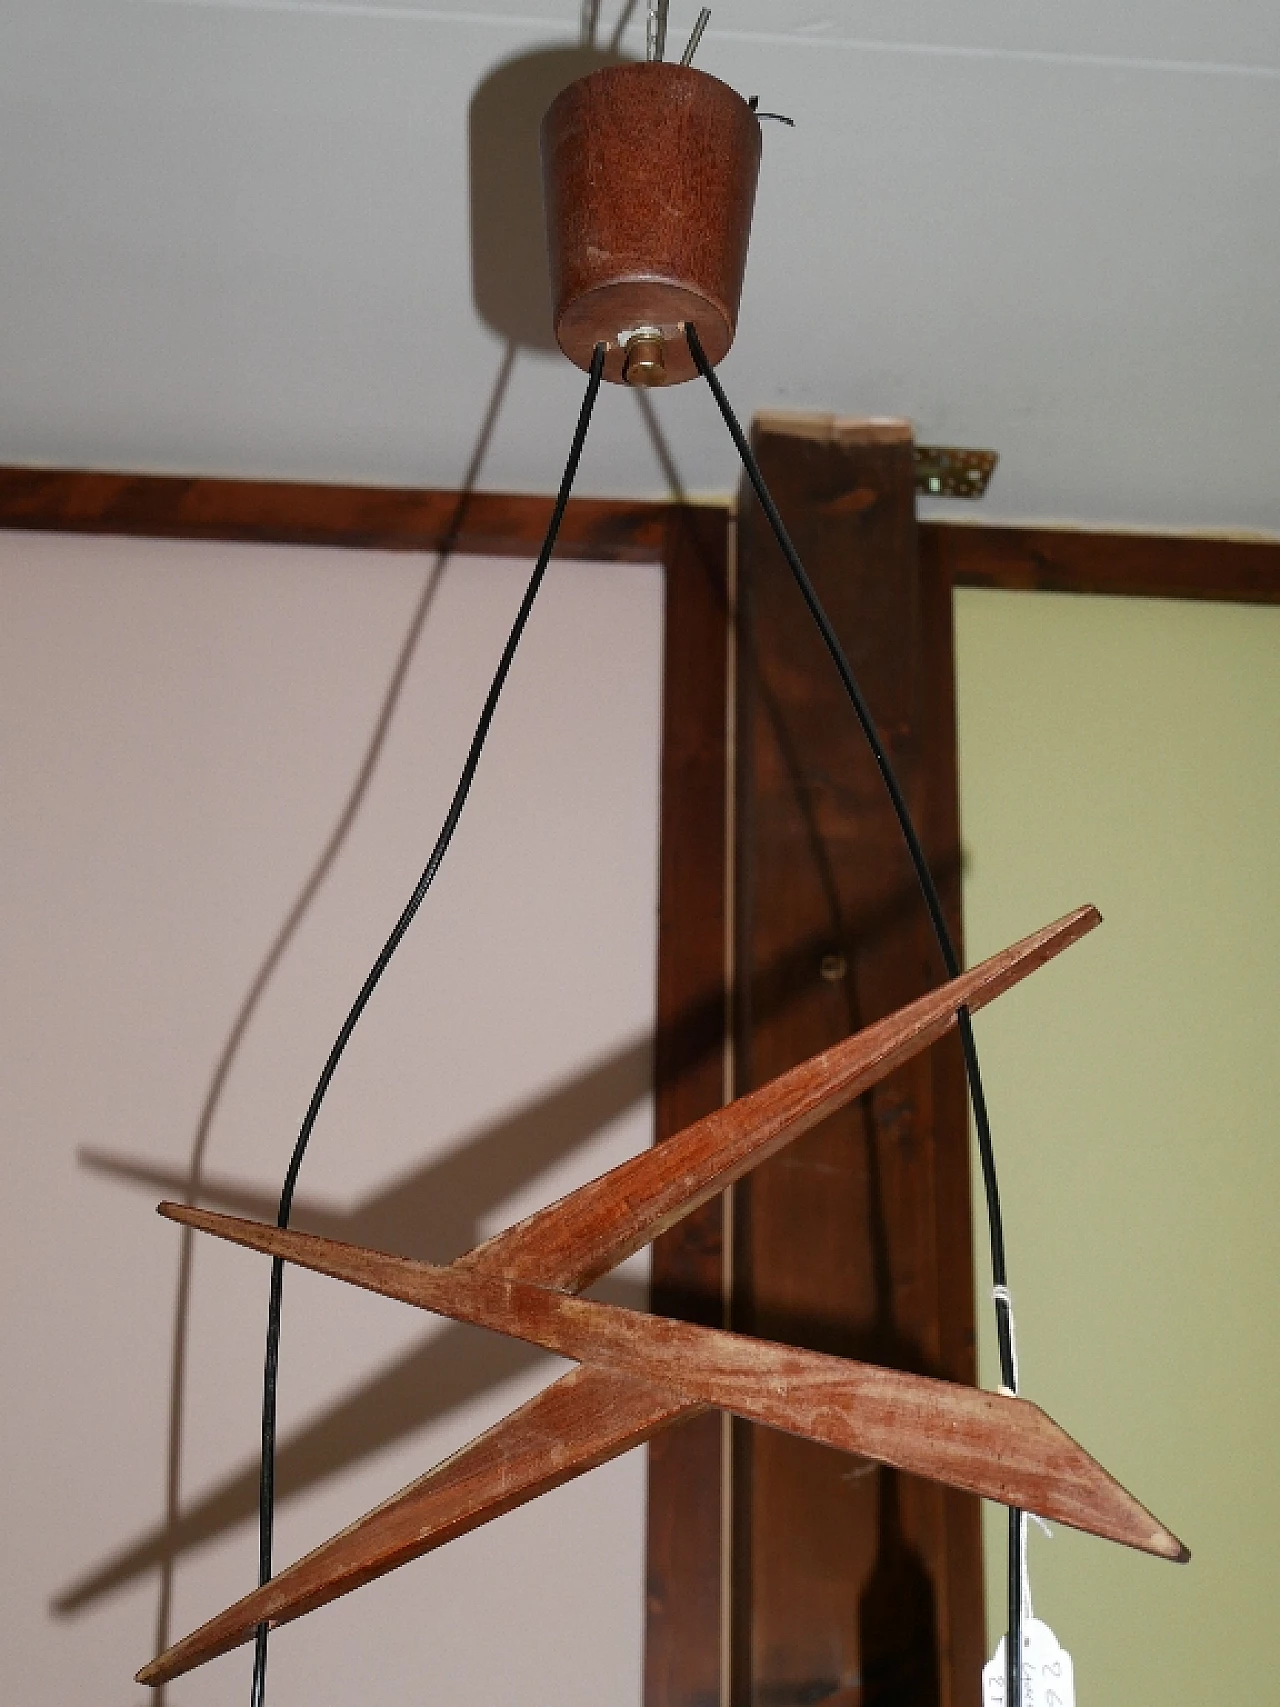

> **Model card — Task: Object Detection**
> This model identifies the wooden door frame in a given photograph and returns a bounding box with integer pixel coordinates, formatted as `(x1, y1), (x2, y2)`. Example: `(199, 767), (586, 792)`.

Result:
(5, 469), (1276, 603)
(920, 522), (1280, 605)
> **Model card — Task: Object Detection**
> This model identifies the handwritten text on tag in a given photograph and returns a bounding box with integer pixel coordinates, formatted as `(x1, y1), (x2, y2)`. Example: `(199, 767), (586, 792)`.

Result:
(982, 1618), (1075, 1707)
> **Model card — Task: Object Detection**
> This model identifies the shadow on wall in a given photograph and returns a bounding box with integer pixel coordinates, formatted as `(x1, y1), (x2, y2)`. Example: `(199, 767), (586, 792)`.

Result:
(814, 1470), (941, 1707)
(68, 334), (518, 1704)
(469, 43), (633, 352)
(52, 34), (681, 1693)
(57, 860), (957, 1628)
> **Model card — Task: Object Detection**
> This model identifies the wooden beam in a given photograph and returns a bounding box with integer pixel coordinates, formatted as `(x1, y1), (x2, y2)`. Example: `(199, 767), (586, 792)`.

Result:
(6, 466), (1276, 602)
(733, 413), (983, 1707)
(917, 506), (987, 1699)
(646, 504), (734, 1707)
(924, 521), (1280, 604)
(0, 466), (669, 562)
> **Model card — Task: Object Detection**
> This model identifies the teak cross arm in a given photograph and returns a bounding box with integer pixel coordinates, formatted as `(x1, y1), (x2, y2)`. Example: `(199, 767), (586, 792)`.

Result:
(161, 1204), (1187, 1556)
(137, 906), (1186, 1690)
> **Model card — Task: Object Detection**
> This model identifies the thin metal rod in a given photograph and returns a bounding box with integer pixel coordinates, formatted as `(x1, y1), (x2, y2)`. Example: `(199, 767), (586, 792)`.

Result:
(655, 0), (670, 59)
(247, 344), (607, 1707)
(684, 319), (1023, 1705)
(1009, 1507), (1024, 1707)
(680, 6), (711, 66)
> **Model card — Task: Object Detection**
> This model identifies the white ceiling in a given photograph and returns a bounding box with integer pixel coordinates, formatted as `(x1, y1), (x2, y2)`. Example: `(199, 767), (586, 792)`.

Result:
(2, 1), (1277, 532)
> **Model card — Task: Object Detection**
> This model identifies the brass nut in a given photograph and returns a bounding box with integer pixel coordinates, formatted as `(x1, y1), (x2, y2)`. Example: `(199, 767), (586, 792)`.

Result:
(623, 329), (666, 387)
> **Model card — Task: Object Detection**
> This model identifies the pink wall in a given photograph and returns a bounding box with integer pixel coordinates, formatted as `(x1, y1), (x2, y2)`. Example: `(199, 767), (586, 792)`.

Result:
(0, 529), (666, 1705)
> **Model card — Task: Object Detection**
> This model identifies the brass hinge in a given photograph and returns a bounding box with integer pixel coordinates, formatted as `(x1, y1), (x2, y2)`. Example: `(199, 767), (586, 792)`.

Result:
(914, 445), (998, 498)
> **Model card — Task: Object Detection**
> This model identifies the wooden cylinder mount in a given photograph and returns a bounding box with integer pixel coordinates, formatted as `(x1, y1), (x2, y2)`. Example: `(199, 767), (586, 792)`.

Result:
(541, 63), (762, 386)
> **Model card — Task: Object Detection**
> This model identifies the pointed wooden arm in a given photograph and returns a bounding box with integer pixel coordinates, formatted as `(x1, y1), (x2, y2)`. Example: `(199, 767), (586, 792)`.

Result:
(160, 1204), (1187, 1567)
(139, 905), (1112, 1687)
(138, 1365), (699, 1686)
(464, 905), (1101, 1291)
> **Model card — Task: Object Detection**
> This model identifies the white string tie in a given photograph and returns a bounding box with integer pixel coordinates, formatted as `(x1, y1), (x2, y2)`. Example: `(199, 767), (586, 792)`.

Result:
(992, 1282), (1020, 1393)
(991, 1284), (1052, 1624)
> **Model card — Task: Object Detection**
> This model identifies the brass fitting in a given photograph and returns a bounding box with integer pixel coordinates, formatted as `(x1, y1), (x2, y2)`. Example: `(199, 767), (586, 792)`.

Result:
(622, 328), (666, 387)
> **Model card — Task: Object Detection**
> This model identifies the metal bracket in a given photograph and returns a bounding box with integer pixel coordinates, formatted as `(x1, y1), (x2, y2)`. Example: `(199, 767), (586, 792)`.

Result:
(914, 445), (998, 498)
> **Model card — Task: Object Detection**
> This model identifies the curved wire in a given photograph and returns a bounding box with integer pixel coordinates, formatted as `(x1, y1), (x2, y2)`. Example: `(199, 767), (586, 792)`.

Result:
(247, 343), (607, 1707)
(684, 319), (1024, 1702)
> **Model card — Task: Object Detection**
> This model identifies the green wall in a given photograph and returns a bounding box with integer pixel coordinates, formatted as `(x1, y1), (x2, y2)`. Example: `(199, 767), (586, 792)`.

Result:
(953, 585), (1280, 1703)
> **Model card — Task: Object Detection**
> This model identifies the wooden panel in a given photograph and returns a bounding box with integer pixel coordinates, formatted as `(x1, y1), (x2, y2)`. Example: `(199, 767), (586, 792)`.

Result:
(733, 416), (982, 1707)
(647, 507), (732, 1707)
(925, 521), (1280, 605)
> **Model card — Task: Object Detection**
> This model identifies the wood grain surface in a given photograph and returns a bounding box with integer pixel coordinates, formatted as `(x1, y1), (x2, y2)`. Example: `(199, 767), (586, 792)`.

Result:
(925, 521), (1280, 605)
(463, 906), (1099, 1292)
(541, 64), (761, 383)
(155, 1205), (1188, 1562)
(732, 413), (978, 1707)
(0, 467), (669, 561)
(138, 1366), (699, 1685)
(917, 491), (988, 1707)
(138, 907), (1112, 1688)
(5, 467), (1276, 602)
(645, 504), (732, 1707)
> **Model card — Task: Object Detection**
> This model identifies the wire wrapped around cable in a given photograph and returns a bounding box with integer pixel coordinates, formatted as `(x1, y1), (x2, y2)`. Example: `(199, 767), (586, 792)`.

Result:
(685, 320), (1025, 1707)
(247, 343), (606, 1707)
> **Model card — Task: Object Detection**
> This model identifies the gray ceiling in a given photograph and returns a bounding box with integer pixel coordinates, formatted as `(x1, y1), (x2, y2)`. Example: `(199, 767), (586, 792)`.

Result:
(3, 2), (1277, 532)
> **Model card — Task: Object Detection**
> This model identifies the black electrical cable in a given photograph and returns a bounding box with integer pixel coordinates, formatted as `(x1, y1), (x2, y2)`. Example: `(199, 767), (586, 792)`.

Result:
(247, 343), (607, 1707)
(685, 320), (1025, 1704)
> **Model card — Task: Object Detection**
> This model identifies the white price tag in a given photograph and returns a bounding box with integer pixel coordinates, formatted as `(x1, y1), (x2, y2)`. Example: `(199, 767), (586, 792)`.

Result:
(982, 1618), (1075, 1707)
